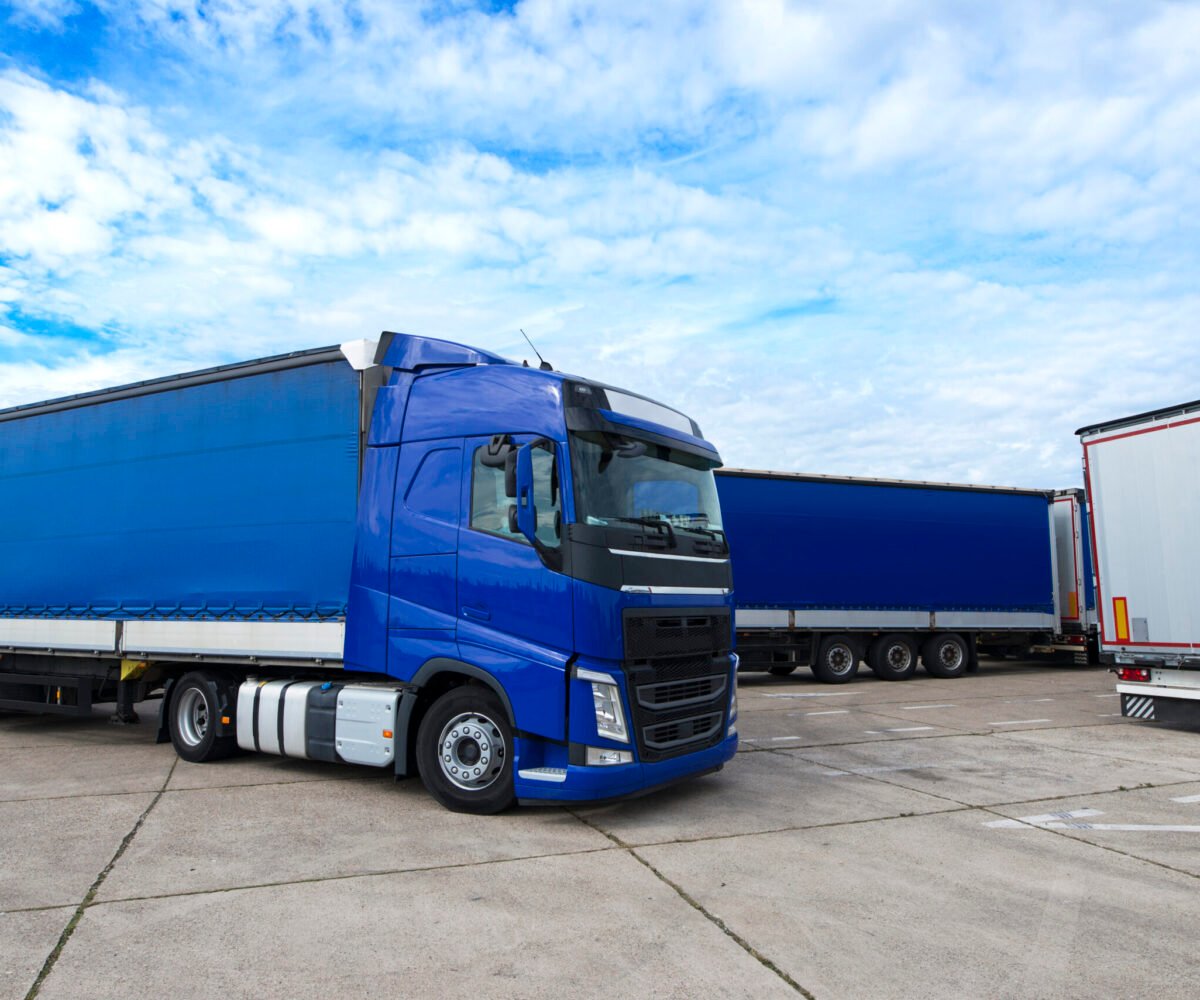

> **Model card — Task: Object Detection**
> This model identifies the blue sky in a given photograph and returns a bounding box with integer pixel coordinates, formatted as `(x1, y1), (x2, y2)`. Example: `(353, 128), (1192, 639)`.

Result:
(1, 1), (1197, 487)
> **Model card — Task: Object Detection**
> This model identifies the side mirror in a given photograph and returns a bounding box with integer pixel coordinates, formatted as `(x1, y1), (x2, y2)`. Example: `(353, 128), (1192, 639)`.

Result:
(514, 444), (537, 543)
(503, 451), (517, 498)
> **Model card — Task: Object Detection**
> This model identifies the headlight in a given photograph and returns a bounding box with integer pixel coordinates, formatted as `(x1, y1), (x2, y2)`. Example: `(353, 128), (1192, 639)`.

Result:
(577, 667), (629, 743)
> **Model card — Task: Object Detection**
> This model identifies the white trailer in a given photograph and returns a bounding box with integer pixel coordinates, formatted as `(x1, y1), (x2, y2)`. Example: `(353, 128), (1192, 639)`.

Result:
(1078, 400), (1200, 724)
(1050, 488), (1099, 663)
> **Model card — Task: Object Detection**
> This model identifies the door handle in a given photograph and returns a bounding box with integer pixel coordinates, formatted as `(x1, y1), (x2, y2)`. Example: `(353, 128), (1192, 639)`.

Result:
(462, 606), (491, 622)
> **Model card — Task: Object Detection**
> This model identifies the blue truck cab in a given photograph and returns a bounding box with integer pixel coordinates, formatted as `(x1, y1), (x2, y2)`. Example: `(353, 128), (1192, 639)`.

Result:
(0, 333), (737, 813)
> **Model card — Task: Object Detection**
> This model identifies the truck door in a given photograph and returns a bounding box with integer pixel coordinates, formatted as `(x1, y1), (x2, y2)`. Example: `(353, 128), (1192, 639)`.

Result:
(457, 435), (572, 736)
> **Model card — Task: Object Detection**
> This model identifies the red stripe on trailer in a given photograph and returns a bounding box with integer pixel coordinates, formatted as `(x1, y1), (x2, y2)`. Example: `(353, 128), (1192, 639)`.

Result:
(1084, 413), (1200, 446)
(1107, 640), (1197, 648)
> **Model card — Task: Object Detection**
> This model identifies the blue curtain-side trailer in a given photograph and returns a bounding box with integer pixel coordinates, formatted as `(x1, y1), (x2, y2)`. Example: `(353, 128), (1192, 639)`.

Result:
(0, 334), (738, 812)
(715, 468), (1061, 682)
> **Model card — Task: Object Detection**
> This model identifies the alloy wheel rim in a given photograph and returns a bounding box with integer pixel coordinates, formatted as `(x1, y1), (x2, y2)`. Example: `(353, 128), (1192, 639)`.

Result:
(438, 712), (506, 791)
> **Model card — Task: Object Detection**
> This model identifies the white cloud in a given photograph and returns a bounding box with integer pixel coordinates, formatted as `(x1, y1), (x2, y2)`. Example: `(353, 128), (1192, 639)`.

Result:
(1, 3), (1198, 491)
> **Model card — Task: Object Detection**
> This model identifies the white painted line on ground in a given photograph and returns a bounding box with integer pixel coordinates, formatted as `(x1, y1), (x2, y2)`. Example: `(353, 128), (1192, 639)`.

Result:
(1096, 713), (1122, 718)
(805, 709), (849, 716)
(1094, 693), (1120, 698)
(986, 809), (1103, 829)
(1171, 794), (1200, 803)
(1065, 823), (1200, 832)
(763, 692), (852, 699)
(1029, 698), (1055, 702)
(990, 719), (1053, 726)
(986, 808), (1200, 834)
(900, 704), (955, 710)
(864, 726), (936, 733)
(834, 762), (969, 776)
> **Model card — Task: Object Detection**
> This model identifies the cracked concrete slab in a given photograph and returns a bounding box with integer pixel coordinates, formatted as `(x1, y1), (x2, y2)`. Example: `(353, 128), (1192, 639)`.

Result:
(0, 793), (156, 909)
(98, 777), (611, 901)
(0, 709), (160, 751)
(788, 732), (1200, 807)
(995, 723), (1200, 776)
(0, 907), (70, 1000)
(986, 781), (1200, 876)
(45, 851), (798, 1000)
(576, 745), (956, 846)
(737, 705), (970, 748)
(640, 808), (1200, 1000)
(0, 744), (173, 802)
(166, 752), (382, 791)
(861, 696), (1127, 734)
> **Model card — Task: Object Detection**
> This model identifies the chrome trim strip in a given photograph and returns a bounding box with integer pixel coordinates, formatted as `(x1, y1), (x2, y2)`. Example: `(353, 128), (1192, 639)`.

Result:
(620, 586), (730, 595)
(608, 548), (728, 564)
(518, 767), (568, 783)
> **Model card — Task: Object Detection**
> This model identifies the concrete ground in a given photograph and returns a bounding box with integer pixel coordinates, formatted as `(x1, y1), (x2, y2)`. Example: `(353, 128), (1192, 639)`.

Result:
(3, 659), (1199, 999)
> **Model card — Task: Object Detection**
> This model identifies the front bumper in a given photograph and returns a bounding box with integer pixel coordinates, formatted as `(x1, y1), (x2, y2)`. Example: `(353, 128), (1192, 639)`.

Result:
(514, 731), (738, 804)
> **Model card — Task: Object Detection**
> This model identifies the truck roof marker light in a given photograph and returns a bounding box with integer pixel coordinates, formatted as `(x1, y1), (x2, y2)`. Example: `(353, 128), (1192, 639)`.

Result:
(382, 729), (393, 739)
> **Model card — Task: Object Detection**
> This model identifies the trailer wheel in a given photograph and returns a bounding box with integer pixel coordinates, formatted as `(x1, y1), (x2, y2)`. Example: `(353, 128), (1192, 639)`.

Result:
(812, 636), (860, 684)
(921, 633), (968, 678)
(868, 634), (918, 681)
(168, 672), (238, 763)
(416, 686), (515, 814)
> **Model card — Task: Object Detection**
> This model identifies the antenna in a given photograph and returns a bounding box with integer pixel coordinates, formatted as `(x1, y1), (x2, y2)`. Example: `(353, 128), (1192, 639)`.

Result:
(520, 328), (553, 371)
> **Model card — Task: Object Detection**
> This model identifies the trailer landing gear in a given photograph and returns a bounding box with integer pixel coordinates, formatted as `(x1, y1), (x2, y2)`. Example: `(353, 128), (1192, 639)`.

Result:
(109, 680), (141, 725)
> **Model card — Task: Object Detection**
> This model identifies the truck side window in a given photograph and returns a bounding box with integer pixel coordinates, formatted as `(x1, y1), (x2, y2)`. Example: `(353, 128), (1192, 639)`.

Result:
(470, 446), (522, 542)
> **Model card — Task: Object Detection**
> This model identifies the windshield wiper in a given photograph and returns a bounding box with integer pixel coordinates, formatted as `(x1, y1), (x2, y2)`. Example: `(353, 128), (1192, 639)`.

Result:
(609, 516), (676, 548)
(676, 524), (727, 543)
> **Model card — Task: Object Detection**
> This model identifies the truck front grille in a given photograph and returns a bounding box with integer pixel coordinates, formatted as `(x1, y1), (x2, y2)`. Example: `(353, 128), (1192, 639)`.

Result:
(622, 608), (732, 762)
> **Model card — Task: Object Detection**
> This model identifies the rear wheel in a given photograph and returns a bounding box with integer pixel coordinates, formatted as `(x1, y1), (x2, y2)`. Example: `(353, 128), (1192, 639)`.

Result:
(168, 672), (238, 763)
(868, 633), (918, 681)
(812, 636), (860, 684)
(921, 633), (969, 678)
(416, 686), (515, 814)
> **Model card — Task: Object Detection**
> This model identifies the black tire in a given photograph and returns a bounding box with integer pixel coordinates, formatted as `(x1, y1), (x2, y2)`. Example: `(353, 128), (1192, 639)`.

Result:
(168, 672), (239, 763)
(768, 665), (798, 677)
(416, 686), (515, 814)
(812, 636), (860, 684)
(868, 633), (918, 681)
(921, 633), (969, 678)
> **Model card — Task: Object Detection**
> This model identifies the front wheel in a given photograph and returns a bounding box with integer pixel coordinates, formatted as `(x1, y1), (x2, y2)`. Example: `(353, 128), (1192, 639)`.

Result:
(416, 686), (516, 814)
(812, 636), (860, 684)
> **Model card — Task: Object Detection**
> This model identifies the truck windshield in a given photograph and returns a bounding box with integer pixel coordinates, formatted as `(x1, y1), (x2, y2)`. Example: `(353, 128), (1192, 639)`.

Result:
(569, 431), (723, 532)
